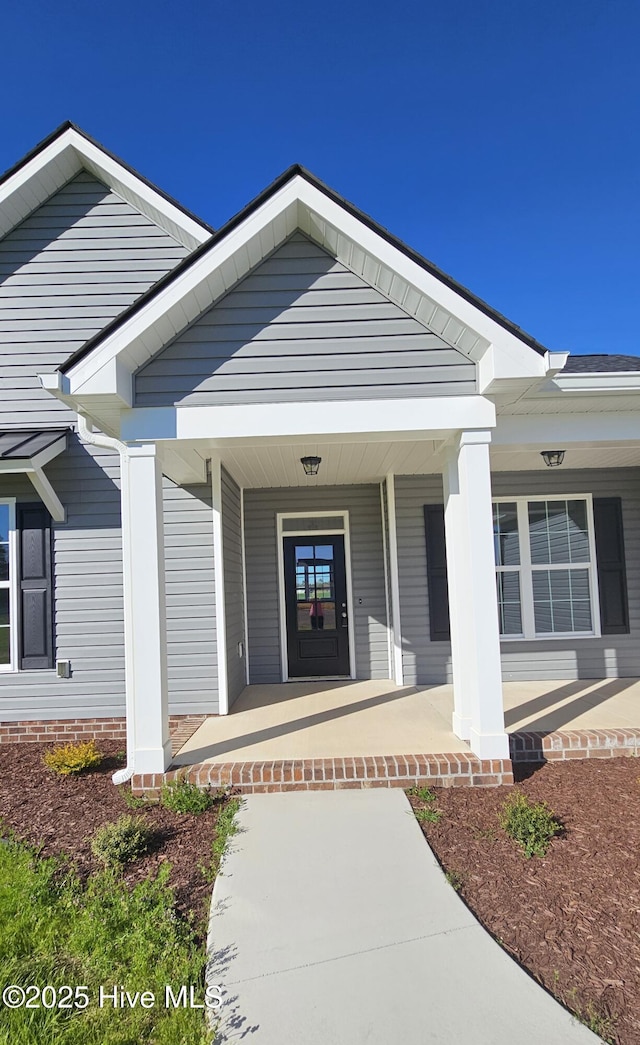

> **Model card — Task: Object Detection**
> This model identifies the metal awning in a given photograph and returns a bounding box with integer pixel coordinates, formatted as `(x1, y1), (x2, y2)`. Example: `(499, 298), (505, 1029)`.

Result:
(0, 429), (69, 521)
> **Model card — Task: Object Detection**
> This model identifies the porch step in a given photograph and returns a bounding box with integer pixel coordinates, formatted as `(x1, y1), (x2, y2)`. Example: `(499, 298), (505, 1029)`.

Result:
(132, 753), (514, 797)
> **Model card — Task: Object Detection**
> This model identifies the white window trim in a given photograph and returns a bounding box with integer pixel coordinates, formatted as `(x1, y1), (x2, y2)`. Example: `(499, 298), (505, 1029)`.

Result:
(494, 494), (601, 642)
(0, 499), (18, 672)
(276, 511), (356, 682)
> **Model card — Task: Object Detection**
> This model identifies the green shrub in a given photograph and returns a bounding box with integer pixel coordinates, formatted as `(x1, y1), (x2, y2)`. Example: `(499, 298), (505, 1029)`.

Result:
(499, 791), (561, 858)
(91, 815), (152, 867)
(119, 786), (148, 810)
(161, 778), (213, 814)
(42, 739), (103, 776)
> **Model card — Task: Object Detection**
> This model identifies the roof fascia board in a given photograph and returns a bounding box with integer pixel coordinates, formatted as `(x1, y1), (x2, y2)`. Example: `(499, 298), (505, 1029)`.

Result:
(555, 373), (640, 391)
(495, 411), (640, 445)
(0, 125), (211, 249)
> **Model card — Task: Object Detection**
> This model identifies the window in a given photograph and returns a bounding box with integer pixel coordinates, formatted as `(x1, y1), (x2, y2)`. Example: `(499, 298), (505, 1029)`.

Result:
(493, 497), (599, 639)
(0, 501), (16, 670)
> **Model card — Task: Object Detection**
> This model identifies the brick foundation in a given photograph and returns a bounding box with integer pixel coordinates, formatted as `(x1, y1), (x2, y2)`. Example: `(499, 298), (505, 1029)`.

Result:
(510, 727), (640, 763)
(131, 754), (515, 798)
(0, 713), (207, 751)
(0, 717), (127, 744)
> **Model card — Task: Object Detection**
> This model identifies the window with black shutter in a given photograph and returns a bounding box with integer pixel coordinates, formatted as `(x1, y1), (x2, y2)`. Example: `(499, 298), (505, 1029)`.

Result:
(17, 503), (54, 669)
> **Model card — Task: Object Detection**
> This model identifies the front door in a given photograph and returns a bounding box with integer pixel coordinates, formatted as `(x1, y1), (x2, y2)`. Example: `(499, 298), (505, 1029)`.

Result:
(283, 535), (350, 678)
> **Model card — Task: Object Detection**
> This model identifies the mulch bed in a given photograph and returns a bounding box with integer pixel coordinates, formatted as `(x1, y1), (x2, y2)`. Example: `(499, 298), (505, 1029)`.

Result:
(0, 740), (236, 942)
(410, 758), (640, 1045)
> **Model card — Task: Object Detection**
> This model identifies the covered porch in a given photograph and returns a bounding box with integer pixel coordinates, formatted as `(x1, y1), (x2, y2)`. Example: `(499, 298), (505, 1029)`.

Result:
(172, 676), (640, 765)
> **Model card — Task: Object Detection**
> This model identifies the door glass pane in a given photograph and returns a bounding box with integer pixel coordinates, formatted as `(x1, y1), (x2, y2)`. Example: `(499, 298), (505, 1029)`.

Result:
(0, 544), (8, 582)
(294, 543), (336, 631)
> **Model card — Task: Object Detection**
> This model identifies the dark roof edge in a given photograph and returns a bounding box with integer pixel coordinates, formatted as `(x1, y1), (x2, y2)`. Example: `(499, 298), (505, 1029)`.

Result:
(0, 120), (216, 239)
(60, 162), (548, 375)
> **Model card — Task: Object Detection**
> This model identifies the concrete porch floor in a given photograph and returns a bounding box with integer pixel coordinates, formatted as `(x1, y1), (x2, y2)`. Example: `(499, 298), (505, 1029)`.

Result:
(173, 676), (640, 765)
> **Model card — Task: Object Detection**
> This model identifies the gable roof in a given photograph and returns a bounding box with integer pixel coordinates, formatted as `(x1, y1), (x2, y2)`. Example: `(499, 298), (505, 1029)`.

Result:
(59, 163), (548, 377)
(0, 121), (214, 251)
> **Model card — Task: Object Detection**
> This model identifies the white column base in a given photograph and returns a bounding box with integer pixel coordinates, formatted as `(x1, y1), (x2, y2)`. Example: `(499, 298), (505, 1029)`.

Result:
(452, 711), (472, 741)
(134, 739), (173, 775)
(469, 727), (510, 761)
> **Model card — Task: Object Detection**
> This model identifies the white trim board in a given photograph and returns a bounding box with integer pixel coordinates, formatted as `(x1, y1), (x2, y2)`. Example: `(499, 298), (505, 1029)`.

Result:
(0, 125), (211, 249)
(275, 511), (356, 684)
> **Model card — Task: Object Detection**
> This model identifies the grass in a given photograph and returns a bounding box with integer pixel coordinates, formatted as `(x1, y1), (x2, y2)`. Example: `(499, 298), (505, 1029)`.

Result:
(0, 839), (212, 1044)
(203, 796), (242, 882)
(408, 784), (443, 825)
(0, 792), (243, 1044)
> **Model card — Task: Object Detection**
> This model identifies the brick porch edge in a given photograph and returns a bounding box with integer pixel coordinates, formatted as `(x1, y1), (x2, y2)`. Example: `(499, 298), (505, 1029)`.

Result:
(510, 727), (640, 762)
(132, 754), (514, 797)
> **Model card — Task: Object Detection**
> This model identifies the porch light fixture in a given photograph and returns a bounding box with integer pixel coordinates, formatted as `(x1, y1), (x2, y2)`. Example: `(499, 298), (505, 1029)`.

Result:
(541, 450), (565, 468)
(300, 456), (322, 476)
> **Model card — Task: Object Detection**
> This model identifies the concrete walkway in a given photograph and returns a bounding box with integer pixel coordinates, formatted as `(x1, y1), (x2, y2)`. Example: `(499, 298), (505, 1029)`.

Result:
(207, 790), (602, 1044)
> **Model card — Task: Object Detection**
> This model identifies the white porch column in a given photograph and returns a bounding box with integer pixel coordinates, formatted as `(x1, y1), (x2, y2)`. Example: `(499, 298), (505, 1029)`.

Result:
(121, 443), (171, 773)
(443, 431), (509, 760)
(385, 473), (404, 685)
(210, 457), (229, 714)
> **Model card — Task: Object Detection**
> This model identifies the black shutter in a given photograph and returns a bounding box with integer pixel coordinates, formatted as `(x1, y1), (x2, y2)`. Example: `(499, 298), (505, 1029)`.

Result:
(593, 497), (629, 635)
(424, 504), (450, 641)
(17, 504), (54, 669)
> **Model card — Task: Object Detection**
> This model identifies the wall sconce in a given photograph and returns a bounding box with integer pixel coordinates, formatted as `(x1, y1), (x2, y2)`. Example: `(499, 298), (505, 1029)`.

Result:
(540, 450), (565, 468)
(300, 456), (322, 476)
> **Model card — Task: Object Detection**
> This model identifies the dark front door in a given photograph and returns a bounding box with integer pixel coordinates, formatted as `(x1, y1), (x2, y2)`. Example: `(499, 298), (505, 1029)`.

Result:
(283, 535), (350, 678)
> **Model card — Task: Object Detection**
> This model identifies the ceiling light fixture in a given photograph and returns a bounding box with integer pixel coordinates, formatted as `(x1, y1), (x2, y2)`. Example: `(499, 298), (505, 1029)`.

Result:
(541, 450), (565, 468)
(300, 456), (322, 476)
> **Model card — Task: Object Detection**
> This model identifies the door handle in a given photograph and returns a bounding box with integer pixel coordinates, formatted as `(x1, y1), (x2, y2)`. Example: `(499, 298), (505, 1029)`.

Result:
(341, 602), (348, 627)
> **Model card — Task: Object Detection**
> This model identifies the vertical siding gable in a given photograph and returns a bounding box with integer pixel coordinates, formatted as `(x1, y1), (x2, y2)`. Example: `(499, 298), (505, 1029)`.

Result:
(135, 232), (477, 407)
(0, 171), (189, 428)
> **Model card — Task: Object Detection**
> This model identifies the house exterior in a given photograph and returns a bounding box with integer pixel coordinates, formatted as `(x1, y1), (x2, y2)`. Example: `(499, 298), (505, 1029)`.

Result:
(0, 122), (638, 783)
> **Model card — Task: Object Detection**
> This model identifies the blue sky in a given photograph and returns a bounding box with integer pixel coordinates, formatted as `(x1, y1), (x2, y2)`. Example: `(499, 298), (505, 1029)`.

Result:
(1, 0), (638, 355)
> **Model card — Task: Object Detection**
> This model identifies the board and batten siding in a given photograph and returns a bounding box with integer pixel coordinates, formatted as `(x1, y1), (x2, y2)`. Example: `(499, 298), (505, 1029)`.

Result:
(243, 485), (390, 684)
(394, 469), (640, 685)
(135, 232), (476, 407)
(163, 478), (218, 715)
(0, 170), (188, 429)
(221, 467), (246, 707)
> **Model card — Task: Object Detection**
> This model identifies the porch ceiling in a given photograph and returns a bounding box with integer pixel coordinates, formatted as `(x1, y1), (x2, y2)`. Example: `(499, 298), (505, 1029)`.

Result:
(201, 436), (446, 487)
(160, 434), (640, 488)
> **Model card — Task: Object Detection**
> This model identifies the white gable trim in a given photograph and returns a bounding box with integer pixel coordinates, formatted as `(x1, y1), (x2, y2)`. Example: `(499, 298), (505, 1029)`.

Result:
(0, 125), (211, 250)
(58, 173), (549, 407)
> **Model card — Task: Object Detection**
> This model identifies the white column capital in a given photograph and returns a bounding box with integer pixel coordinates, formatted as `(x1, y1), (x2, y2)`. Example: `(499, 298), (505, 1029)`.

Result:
(125, 441), (159, 459)
(456, 429), (493, 448)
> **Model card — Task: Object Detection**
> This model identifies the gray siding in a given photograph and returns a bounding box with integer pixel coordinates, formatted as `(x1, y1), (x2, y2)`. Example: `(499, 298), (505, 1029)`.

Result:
(244, 486), (389, 683)
(163, 478), (218, 714)
(135, 232), (476, 407)
(395, 469), (640, 685)
(0, 170), (187, 428)
(0, 437), (218, 721)
(0, 435), (126, 719)
(221, 468), (246, 706)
